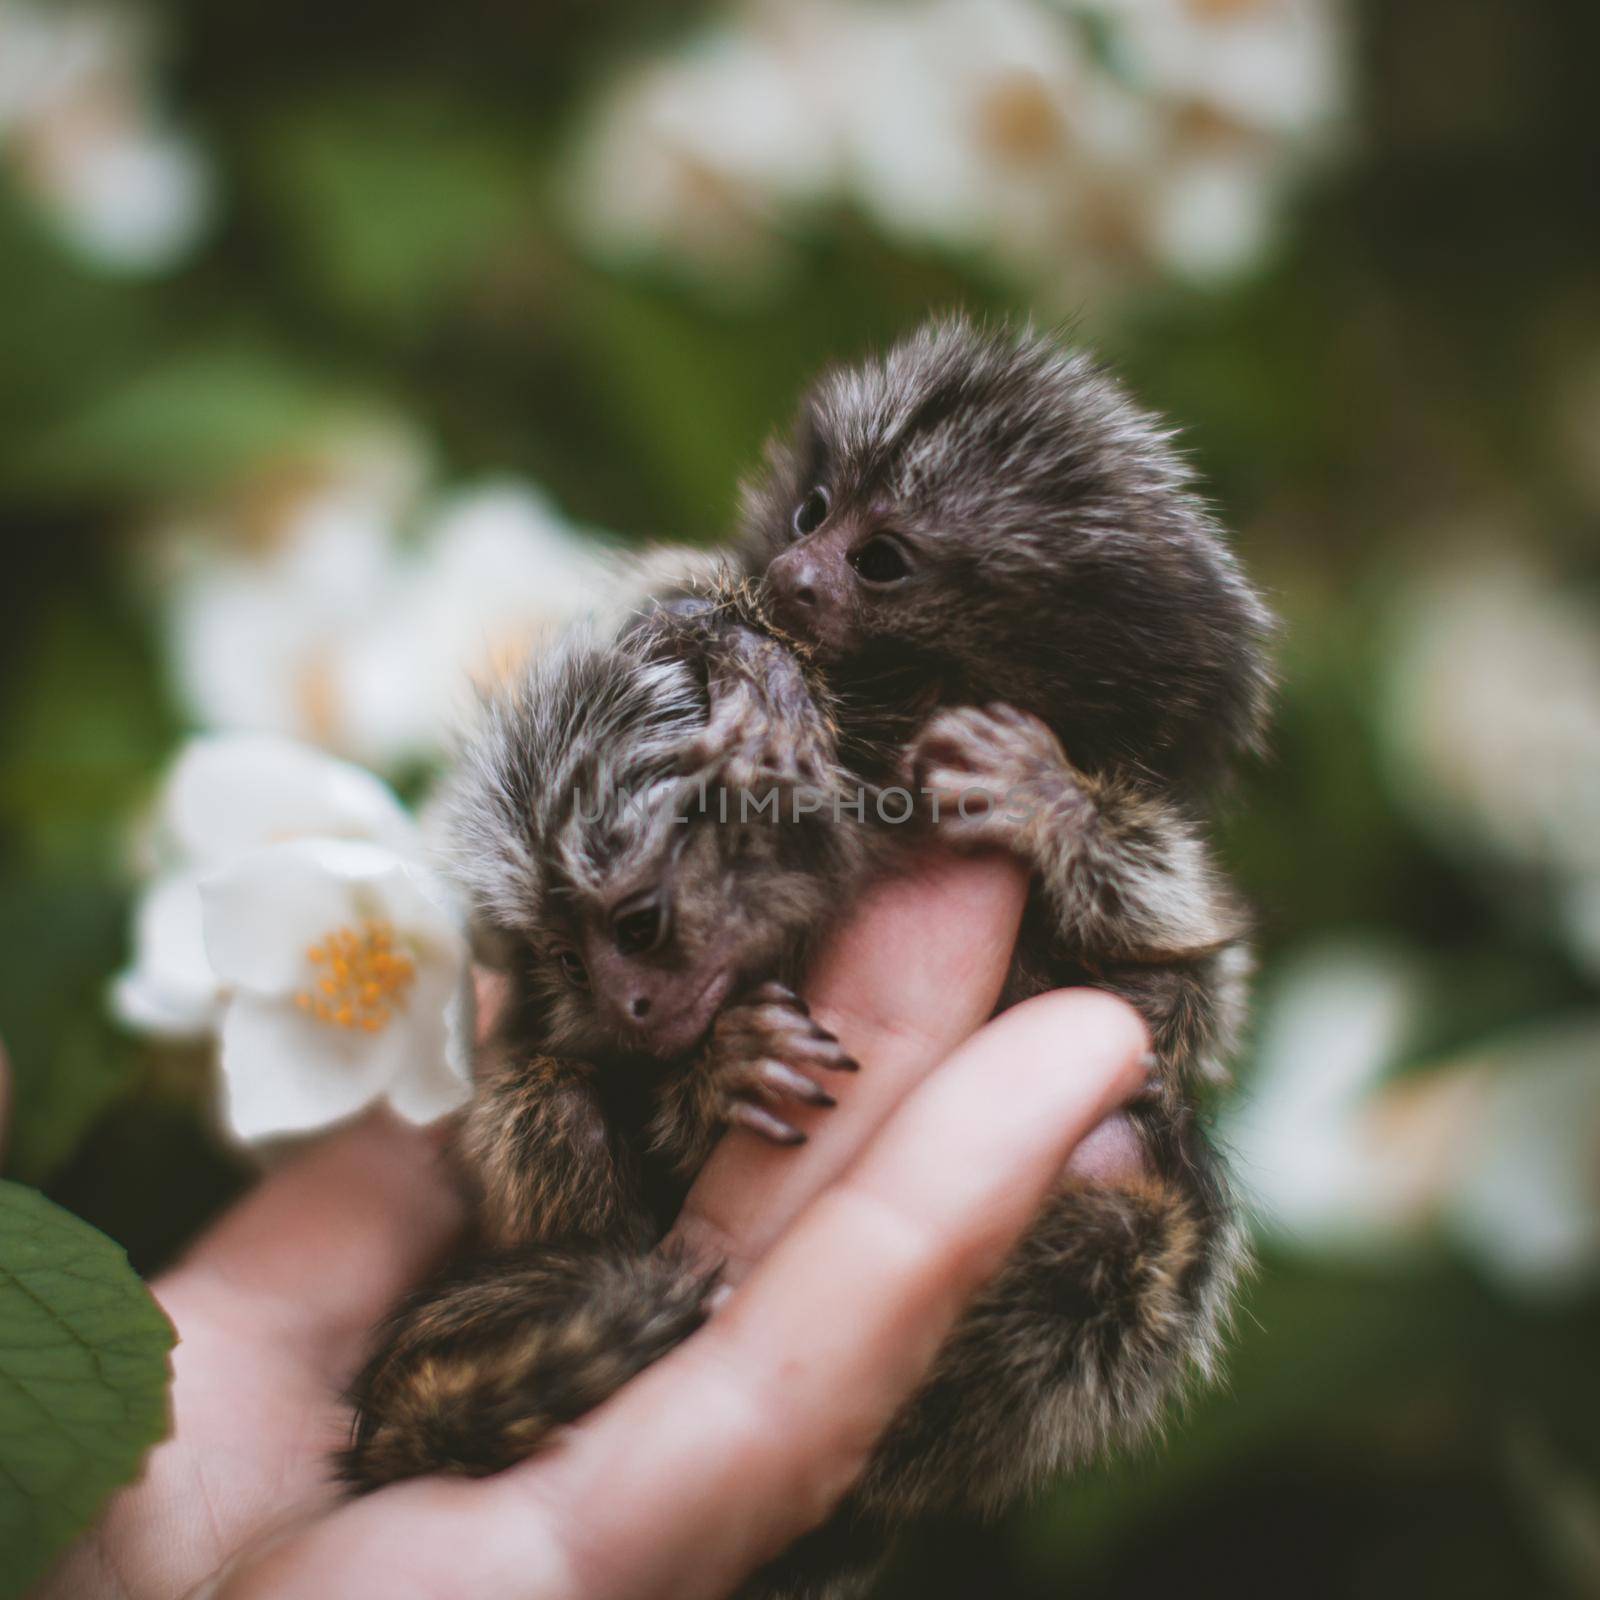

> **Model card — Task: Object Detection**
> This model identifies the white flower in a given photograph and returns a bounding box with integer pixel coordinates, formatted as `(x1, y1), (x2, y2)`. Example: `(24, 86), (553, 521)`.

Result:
(1101, 0), (1344, 137)
(1226, 941), (1430, 1256)
(563, 0), (1345, 295)
(1229, 941), (1600, 1299)
(113, 734), (471, 1141)
(837, 0), (1153, 270)
(0, 2), (212, 272)
(337, 483), (623, 766)
(159, 448), (619, 772)
(113, 733), (418, 1036)
(200, 837), (469, 1141)
(1383, 553), (1600, 975)
(569, 6), (843, 285)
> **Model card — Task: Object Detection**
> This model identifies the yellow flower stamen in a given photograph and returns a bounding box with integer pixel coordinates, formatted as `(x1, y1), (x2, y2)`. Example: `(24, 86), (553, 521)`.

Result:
(296, 920), (416, 1032)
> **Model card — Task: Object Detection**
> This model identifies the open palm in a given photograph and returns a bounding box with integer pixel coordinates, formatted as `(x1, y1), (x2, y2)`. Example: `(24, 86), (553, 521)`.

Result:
(36, 853), (1147, 1600)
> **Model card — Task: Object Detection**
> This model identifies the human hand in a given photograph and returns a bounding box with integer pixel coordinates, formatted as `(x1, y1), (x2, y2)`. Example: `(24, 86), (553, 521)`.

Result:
(36, 852), (1149, 1600)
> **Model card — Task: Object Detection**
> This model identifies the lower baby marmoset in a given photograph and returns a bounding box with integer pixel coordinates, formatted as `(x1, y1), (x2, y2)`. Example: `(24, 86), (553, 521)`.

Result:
(342, 317), (1272, 1599)
(341, 608), (869, 1490)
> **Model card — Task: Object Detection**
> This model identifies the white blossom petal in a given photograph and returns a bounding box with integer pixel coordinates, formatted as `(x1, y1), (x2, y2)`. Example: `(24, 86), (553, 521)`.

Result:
(0, 4), (213, 273)
(42, 124), (213, 274)
(1108, 0), (1344, 135)
(166, 734), (418, 867)
(1385, 557), (1600, 881)
(1445, 1020), (1600, 1298)
(1144, 147), (1280, 281)
(110, 968), (218, 1038)
(384, 982), (474, 1125)
(1225, 942), (1423, 1252)
(109, 869), (218, 1038)
(217, 991), (408, 1140)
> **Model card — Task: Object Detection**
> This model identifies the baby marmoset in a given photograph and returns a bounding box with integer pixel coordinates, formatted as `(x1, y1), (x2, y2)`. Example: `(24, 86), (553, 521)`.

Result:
(344, 317), (1272, 1598)
(342, 609), (868, 1486)
(724, 314), (1273, 1526)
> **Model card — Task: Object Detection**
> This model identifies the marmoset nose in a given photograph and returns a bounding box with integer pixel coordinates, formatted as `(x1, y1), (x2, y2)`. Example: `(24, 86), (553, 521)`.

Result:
(769, 550), (819, 610)
(611, 889), (669, 957)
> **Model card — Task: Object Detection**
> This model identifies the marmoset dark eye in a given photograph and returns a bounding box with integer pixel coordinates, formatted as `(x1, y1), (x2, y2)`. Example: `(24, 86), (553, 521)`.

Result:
(792, 487), (830, 537)
(612, 892), (667, 956)
(554, 948), (589, 988)
(849, 535), (912, 586)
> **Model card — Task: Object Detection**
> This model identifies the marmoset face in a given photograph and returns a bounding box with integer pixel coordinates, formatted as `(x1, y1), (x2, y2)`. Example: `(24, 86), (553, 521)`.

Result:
(447, 635), (835, 1062)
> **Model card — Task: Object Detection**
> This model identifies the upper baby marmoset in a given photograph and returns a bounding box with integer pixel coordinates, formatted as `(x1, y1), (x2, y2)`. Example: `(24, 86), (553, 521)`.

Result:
(732, 314), (1272, 1544)
(343, 317), (1273, 1598)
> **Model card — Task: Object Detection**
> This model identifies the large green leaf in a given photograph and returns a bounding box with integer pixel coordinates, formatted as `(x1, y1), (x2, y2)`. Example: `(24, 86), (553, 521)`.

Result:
(0, 1182), (175, 1598)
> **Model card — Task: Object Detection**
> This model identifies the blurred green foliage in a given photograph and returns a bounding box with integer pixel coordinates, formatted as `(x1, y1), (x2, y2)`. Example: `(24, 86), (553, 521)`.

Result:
(1, 0), (1597, 1594)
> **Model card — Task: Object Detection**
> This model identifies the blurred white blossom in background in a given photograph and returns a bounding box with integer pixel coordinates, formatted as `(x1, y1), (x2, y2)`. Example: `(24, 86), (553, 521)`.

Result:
(1109, 0), (1341, 133)
(1229, 942), (1600, 1298)
(1248, 547), (1600, 1295)
(152, 429), (634, 774)
(0, 0), (212, 272)
(1383, 554), (1600, 977)
(570, 8), (839, 287)
(1227, 943), (1430, 1258)
(568, 0), (1345, 294)
(113, 735), (473, 1141)
(1443, 1016), (1600, 1299)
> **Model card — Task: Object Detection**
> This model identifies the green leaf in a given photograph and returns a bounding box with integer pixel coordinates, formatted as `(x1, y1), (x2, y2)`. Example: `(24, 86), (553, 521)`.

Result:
(0, 1182), (175, 1598)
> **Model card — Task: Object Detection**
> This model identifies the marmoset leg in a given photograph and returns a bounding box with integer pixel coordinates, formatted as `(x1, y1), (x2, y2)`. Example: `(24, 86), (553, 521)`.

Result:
(460, 1040), (650, 1250)
(853, 1155), (1245, 1520)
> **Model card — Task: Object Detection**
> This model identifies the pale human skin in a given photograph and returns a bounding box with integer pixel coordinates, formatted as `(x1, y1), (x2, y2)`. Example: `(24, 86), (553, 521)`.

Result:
(33, 852), (1149, 1600)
